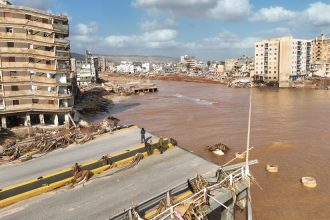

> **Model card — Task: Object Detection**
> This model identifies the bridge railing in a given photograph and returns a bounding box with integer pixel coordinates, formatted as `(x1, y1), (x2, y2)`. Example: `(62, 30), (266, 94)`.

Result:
(151, 166), (248, 220)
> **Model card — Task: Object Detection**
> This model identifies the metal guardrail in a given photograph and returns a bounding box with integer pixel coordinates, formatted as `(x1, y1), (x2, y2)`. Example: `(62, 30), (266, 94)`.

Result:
(110, 160), (258, 220)
(152, 166), (247, 220)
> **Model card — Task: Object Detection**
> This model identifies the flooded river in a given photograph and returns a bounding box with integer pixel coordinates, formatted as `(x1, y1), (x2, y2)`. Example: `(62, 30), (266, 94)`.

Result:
(112, 80), (330, 220)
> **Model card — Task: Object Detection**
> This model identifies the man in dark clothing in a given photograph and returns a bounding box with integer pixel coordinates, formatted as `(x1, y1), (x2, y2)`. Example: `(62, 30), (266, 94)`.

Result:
(141, 128), (146, 143)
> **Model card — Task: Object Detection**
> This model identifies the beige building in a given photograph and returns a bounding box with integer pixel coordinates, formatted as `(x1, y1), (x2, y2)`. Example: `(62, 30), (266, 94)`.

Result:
(180, 55), (197, 70)
(0, 1), (74, 128)
(224, 59), (237, 73)
(312, 34), (330, 77)
(254, 36), (312, 87)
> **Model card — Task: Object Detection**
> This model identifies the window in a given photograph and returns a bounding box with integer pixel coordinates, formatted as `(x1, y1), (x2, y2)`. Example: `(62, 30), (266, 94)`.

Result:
(8, 57), (15, 62)
(13, 100), (19, 105)
(7, 42), (14, 47)
(10, 71), (17, 76)
(4, 12), (12, 17)
(25, 14), (31, 20)
(32, 99), (39, 104)
(6, 27), (13, 33)
(274, 77), (277, 79)
(46, 60), (51, 65)
(44, 32), (49, 37)
(42, 18), (48, 24)
(48, 100), (55, 105)
(29, 58), (35, 63)
(11, 86), (19, 91)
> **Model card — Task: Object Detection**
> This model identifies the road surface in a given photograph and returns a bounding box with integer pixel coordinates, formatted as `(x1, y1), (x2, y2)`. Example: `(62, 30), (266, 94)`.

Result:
(0, 147), (218, 220)
(0, 126), (157, 189)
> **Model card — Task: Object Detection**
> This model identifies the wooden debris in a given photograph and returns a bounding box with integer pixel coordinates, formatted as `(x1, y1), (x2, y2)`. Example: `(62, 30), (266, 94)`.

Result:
(0, 117), (122, 163)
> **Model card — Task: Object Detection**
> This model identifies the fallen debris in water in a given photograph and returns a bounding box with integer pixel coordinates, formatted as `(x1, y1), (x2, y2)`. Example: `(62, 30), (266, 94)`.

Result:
(207, 143), (229, 156)
(301, 177), (317, 188)
(235, 152), (246, 159)
(213, 150), (224, 156)
(266, 164), (279, 173)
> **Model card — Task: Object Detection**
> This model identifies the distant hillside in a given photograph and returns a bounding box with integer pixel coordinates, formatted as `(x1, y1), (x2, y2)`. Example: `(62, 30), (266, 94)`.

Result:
(70, 53), (178, 63)
(101, 55), (178, 63)
(71, 52), (85, 61)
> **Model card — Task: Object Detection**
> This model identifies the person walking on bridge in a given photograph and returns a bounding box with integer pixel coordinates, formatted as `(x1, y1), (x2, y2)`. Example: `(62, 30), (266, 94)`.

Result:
(141, 128), (146, 143)
(158, 136), (166, 154)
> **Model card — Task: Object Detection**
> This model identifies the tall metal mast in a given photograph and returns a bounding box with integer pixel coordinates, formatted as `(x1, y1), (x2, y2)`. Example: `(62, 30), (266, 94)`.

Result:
(245, 89), (252, 177)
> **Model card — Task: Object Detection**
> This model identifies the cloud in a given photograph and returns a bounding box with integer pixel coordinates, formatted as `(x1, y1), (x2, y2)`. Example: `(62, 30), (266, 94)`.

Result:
(305, 2), (330, 26)
(105, 29), (177, 49)
(139, 19), (176, 31)
(71, 22), (102, 52)
(132, 0), (251, 21)
(250, 6), (296, 22)
(258, 27), (292, 38)
(209, 0), (251, 21)
(11, 0), (56, 10)
(183, 31), (259, 50)
(74, 22), (98, 35)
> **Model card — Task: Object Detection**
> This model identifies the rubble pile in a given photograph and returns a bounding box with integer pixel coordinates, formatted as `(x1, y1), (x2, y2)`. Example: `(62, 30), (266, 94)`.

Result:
(207, 143), (229, 153)
(74, 87), (113, 114)
(0, 117), (124, 163)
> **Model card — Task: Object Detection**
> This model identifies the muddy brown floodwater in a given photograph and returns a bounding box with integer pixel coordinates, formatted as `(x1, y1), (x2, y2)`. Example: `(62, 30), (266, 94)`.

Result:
(111, 80), (330, 220)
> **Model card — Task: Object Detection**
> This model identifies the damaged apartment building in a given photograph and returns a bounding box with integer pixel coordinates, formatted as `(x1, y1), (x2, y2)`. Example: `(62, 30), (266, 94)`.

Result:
(0, 0), (75, 128)
(71, 50), (99, 86)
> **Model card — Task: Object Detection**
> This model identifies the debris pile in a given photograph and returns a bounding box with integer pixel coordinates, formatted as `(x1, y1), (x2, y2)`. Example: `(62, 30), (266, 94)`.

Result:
(74, 87), (113, 114)
(0, 117), (124, 163)
(207, 143), (229, 152)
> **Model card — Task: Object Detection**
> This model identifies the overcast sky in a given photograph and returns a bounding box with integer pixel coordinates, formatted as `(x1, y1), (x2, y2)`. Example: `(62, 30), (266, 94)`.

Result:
(11, 0), (330, 60)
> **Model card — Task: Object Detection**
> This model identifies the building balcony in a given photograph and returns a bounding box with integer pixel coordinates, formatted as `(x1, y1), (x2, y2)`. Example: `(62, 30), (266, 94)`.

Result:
(53, 23), (69, 33)
(31, 76), (57, 84)
(4, 90), (58, 97)
(55, 50), (70, 59)
(54, 38), (70, 46)
(57, 65), (71, 72)
(2, 76), (31, 82)
(4, 104), (64, 112)
(0, 47), (55, 58)
(0, 62), (56, 71)
(0, 17), (53, 30)
(1, 76), (57, 84)
(0, 32), (54, 44)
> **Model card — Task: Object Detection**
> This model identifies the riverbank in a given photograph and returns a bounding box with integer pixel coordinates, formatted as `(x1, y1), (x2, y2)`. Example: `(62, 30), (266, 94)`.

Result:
(100, 72), (330, 90)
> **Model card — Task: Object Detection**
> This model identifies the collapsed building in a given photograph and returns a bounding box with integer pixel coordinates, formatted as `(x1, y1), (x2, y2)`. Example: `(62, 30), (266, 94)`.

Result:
(0, 0), (75, 128)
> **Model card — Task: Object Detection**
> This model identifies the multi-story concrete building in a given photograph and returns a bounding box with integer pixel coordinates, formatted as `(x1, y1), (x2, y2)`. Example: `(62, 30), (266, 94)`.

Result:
(224, 59), (237, 73)
(0, 1), (74, 128)
(254, 36), (312, 87)
(312, 34), (330, 77)
(180, 55), (197, 70)
(254, 38), (281, 83)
